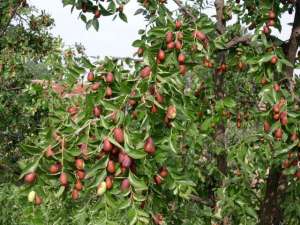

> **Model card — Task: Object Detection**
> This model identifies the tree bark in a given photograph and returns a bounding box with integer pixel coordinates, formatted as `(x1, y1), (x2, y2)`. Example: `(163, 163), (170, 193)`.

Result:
(259, 168), (287, 225)
(213, 0), (227, 175)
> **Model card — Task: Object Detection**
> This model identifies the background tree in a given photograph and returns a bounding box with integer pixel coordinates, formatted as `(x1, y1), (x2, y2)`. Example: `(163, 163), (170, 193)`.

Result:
(0, 0), (59, 186)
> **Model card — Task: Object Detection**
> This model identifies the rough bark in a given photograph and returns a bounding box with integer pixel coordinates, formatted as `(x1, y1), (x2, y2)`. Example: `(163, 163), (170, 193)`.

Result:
(213, 0), (227, 175)
(259, 167), (287, 225)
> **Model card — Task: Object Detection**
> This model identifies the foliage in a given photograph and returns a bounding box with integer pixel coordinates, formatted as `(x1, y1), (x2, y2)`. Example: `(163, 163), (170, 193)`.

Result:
(2, 0), (300, 225)
(0, 2), (60, 182)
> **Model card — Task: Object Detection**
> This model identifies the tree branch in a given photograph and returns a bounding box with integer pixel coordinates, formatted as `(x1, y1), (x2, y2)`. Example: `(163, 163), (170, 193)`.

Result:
(172, 0), (197, 22)
(214, 0), (225, 34)
(225, 35), (252, 49)
(285, 0), (300, 104)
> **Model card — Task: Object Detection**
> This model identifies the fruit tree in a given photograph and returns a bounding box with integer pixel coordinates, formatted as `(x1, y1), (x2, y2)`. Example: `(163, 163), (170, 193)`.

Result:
(10, 0), (300, 225)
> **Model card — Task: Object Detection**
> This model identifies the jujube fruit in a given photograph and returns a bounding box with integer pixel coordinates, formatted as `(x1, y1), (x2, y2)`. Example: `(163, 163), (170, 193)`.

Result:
(67, 106), (77, 116)
(94, 9), (101, 18)
(291, 132), (298, 142)
(49, 163), (60, 174)
(176, 31), (183, 40)
(154, 175), (162, 185)
(107, 160), (116, 174)
(175, 41), (182, 50)
(122, 154), (132, 168)
(24, 172), (37, 184)
(75, 158), (85, 170)
(114, 127), (124, 143)
(166, 105), (176, 119)
(157, 49), (165, 61)
(76, 170), (85, 180)
(34, 195), (43, 205)
(59, 172), (68, 186)
(177, 53), (185, 64)
(105, 86), (113, 98)
(103, 138), (113, 152)
(193, 30), (206, 41)
(97, 181), (107, 196)
(175, 20), (182, 29)
(274, 83), (280, 92)
(167, 41), (175, 49)
(263, 26), (270, 34)
(270, 56), (278, 64)
(105, 176), (113, 190)
(72, 189), (79, 200)
(140, 66), (152, 78)
(155, 92), (164, 104)
(159, 167), (168, 177)
(151, 104), (158, 113)
(93, 106), (102, 117)
(166, 31), (173, 43)
(144, 137), (156, 154)
(45, 146), (54, 158)
(121, 178), (130, 191)
(106, 72), (114, 83)
(75, 179), (83, 191)
(268, 10), (276, 19)
(179, 64), (187, 75)
(87, 71), (94, 82)
(274, 128), (283, 141)
(91, 82), (100, 91)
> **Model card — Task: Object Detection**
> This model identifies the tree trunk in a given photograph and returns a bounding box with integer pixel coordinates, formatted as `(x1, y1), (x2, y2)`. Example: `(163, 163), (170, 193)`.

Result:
(214, 0), (227, 176)
(259, 168), (286, 225)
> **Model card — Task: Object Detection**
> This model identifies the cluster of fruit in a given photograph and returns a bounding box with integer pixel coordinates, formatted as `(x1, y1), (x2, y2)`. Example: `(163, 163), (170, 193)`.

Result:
(262, 84), (300, 178)
(139, 20), (209, 78)
(262, 10), (276, 34)
(23, 60), (176, 204)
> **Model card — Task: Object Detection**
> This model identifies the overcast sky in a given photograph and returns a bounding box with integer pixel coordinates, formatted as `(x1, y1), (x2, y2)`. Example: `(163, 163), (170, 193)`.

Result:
(28, 0), (294, 58)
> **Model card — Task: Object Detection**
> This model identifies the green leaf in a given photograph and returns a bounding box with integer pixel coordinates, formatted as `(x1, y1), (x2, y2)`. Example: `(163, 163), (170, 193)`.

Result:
(99, 4), (114, 16)
(223, 97), (236, 108)
(129, 171), (148, 191)
(92, 18), (99, 31)
(80, 14), (87, 23)
(119, 12), (128, 23)
(19, 156), (41, 179)
(280, 58), (293, 67)
(258, 54), (273, 64)
(62, 0), (75, 6)
(55, 186), (66, 197)
(127, 148), (147, 159)
(86, 19), (93, 30)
